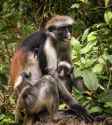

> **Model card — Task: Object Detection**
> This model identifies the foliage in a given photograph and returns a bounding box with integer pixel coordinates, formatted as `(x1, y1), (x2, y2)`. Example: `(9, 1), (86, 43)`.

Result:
(0, 113), (15, 125)
(0, 88), (15, 125)
(71, 0), (112, 116)
(0, 0), (112, 123)
(0, 0), (36, 86)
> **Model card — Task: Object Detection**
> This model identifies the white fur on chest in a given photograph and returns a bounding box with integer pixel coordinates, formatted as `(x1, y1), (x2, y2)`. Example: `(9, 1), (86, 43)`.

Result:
(44, 37), (57, 70)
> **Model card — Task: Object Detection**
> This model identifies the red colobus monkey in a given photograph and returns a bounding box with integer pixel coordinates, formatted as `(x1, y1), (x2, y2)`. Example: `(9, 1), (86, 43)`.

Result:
(9, 15), (74, 90)
(9, 15), (93, 122)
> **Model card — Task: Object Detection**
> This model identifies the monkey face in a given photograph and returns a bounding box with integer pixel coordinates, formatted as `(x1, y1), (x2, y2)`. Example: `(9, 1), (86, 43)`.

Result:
(57, 65), (73, 78)
(57, 25), (72, 41)
(46, 15), (74, 42)
(48, 25), (72, 42)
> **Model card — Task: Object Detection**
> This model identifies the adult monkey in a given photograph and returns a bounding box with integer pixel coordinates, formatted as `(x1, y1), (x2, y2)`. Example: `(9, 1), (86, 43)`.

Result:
(9, 15), (93, 121)
(15, 68), (93, 123)
(9, 15), (74, 90)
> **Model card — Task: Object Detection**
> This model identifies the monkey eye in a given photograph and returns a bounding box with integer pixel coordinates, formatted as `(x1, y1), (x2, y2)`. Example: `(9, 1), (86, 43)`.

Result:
(48, 26), (56, 32)
(57, 25), (72, 33)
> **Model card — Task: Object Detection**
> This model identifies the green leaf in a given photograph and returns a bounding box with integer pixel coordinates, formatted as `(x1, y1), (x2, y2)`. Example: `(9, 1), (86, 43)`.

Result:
(98, 57), (106, 64)
(83, 59), (96, 68)
(87, 32), (97, 42)
(105, 102), (112, 108)
(0, 114), (5, 120)
(89, 106), (103, 113)
(98, 90), (112, 103)
(71, 3), (80, 9)
(74, 68), (82, 77)
(92, 64), (104, 74)
(81, 70), (99, 90)
(81, 42), (96, 54)
(107, 55), (112, 64)
(81, 28), (90, 42)
(71, 37), (81, 54)
(104, 10), (112, 25)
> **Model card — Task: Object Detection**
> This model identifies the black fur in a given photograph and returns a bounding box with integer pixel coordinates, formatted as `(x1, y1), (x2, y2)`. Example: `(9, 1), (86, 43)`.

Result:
(18, 31), (48, 74)
(19, 31), (47, 51)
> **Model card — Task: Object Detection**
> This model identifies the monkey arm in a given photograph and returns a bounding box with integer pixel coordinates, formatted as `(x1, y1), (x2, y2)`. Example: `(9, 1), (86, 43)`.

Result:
(57, 79), (78, 106)
(57, 78), (93, 122)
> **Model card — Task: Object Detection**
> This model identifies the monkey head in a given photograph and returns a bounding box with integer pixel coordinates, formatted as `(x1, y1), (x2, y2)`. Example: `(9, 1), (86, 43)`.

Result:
(57, 61), (74, 79)
(45, 15), (74, 41)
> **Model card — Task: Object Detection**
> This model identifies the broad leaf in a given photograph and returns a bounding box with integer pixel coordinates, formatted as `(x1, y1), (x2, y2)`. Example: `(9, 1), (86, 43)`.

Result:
(89, 106), (103, 113)
(104, 10), (112, 25)
(81, 42), (96, 54)
(107, 55), (112, 64)
(81, 28), (90, 42)
(105, 102), (112, 108)
(71, 37), (81, 54)
(92, 64), (104, 74)
(81, 70), (99, 90)
(87, 32), (97, 42)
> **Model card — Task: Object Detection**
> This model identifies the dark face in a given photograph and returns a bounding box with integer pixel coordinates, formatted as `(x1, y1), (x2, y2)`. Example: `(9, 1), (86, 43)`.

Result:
(57, 65), (73, 78)
(48, 25), (72, 41)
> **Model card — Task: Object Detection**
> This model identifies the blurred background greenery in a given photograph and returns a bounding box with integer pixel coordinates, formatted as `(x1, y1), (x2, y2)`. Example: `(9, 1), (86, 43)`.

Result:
(0, 0), (112, 124)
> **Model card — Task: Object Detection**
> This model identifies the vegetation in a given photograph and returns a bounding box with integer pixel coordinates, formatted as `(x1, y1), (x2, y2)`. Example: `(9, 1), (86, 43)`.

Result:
(0, 0), (112, 124)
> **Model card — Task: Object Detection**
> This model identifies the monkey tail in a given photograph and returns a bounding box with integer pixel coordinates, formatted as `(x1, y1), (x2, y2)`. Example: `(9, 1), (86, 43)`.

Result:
(15, 86), (30, 122)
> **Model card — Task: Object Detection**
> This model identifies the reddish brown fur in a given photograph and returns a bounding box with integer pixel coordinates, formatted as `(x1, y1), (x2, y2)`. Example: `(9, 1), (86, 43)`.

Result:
(45, 15), (74, 30)
(9, 48), (28, 87)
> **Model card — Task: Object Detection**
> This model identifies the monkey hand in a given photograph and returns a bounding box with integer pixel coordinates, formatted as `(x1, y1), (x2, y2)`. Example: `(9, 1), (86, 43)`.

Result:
(70, 104), (94, 122)
(46, 67), (57, 76)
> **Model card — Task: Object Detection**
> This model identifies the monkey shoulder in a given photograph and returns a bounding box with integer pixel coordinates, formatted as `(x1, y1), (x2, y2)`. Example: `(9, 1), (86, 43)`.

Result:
(18, 31), (48, 51)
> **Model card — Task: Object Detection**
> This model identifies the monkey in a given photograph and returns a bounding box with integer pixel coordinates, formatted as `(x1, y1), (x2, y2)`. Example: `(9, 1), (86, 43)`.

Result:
(57, 61), (75, 93)
(9, 15), (93, 122)
(15, 71), (93, 123)
(9, 15), (74, 91)
(15, 72), (59, 123)
(57, 61), (88, 93)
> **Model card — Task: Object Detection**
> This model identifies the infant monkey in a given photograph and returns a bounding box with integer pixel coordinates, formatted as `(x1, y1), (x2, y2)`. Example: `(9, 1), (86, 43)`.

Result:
(57, 61), (74, 92)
